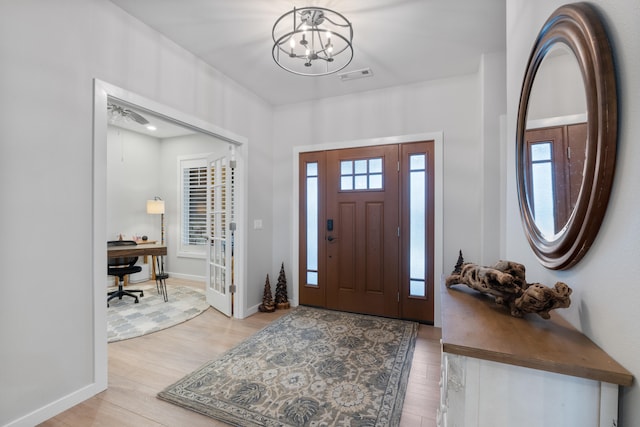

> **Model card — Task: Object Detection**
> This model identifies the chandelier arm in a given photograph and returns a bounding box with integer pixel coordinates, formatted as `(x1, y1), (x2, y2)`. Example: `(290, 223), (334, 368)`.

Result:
(314, 32), (329, 59)
(278, 31), (352, 58)
(274, 20), (306, 45)
(321, 15), (352, 29)
(316, 30), (325, 47)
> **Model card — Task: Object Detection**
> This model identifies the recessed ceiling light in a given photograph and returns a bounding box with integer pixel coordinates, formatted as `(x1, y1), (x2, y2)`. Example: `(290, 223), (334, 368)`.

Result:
(146, 125), (157, 131)
(337, 67), (374, 81)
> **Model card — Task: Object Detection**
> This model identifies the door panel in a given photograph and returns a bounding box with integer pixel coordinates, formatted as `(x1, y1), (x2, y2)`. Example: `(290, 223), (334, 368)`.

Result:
(364, 202), (384, 293)
(205, 154), (233, 317)
(326, 145), (399, 317)
(567, 123), (587, 212)
(336, 202), (356, 292)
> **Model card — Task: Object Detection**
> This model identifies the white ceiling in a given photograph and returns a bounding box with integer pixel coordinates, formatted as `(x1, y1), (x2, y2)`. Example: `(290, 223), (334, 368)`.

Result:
(108, 0), (506, 107)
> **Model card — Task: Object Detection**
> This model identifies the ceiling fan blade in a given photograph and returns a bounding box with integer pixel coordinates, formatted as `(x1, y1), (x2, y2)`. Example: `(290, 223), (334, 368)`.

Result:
(125, 110), (149, 125)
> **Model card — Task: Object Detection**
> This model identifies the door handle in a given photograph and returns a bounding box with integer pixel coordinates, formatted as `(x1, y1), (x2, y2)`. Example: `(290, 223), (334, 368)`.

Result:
(327, 236), (337, 242)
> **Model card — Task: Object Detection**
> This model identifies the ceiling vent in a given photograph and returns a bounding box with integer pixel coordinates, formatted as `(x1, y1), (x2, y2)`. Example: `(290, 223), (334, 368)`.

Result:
(338, 68), (374, 82)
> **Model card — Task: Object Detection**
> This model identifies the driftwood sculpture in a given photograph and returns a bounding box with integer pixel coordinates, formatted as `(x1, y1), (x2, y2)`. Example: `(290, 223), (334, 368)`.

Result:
(446, 251), (571, 319)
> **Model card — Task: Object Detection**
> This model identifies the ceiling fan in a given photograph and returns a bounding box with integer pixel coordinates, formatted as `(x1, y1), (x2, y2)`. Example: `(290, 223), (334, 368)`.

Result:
(107, 102), (149, 125)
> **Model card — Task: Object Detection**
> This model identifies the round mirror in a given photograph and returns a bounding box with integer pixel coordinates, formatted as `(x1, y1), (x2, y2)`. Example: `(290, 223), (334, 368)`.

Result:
(516, 3), (617, 270)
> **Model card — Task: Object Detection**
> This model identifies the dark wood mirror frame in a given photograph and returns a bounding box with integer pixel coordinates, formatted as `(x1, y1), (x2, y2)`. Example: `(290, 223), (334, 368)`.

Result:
(516, 3), (617, 270)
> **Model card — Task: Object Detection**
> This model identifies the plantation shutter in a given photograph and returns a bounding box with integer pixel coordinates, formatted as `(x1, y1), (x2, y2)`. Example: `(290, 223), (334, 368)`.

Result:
(183, 165), (207, 246)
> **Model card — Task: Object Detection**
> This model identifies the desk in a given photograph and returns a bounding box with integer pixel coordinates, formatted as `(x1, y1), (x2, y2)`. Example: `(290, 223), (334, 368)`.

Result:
(108, 243), (167, 258)
(108, 243), (167, 282)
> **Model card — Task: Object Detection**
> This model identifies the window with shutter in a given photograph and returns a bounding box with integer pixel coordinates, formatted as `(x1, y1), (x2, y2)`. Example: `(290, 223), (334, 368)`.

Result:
(179, 156), (208, 257)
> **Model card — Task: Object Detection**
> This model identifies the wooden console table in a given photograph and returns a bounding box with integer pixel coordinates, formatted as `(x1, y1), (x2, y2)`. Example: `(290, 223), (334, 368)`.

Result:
(438, 282), (632, 427)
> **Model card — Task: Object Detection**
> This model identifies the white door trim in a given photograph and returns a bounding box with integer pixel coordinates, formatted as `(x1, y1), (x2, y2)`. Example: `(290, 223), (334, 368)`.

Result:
(291, 132), (445, 325)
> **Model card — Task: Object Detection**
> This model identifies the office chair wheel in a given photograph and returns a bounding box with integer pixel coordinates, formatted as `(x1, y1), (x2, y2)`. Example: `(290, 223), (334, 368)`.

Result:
(134, 298), (139, 303)
(140, 291), (144, 297)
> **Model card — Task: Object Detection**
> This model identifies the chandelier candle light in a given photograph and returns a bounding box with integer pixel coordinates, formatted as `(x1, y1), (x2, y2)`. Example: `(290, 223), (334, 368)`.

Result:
(272, 7), (353, 76)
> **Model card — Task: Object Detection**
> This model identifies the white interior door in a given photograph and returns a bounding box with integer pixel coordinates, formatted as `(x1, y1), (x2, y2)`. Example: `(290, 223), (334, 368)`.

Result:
(205, 154), (234, 316)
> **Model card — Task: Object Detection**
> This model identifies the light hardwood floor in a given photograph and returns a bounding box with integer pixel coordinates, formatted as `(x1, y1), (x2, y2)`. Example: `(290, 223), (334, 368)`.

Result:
(40, 278), (442, 427)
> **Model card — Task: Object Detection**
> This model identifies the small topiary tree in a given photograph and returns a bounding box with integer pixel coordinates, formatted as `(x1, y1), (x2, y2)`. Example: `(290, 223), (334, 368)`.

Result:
(258, 274), (275, 312)
(275, 262), (290, 309)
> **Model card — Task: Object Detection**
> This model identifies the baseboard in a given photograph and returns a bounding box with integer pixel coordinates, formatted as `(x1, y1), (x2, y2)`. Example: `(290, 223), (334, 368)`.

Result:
(245, 304), (260, 318)
(5, 382), (105, 427)
(245, 301), (298, 319)
(168, 272), (205, 282)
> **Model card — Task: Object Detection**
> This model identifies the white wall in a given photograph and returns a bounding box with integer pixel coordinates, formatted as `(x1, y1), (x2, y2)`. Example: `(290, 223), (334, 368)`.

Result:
(107, 126), (162, 241)
(526, 48), (587, 121)
(505, 0), (640, 424)
(479, 52), (508, 265)
(272, 64), (506, 322)
(0, 1), (272, 425)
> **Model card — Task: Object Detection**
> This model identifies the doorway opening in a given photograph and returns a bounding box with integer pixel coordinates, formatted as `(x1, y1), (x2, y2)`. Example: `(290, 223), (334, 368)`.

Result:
(291, 133), (444, 324)
(92, 79), (247, 391)
(298, 142), (434, 322)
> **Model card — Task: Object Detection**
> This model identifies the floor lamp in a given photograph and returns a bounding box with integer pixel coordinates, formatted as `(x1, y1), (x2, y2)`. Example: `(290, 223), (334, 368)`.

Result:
(146, 197), (165, 244)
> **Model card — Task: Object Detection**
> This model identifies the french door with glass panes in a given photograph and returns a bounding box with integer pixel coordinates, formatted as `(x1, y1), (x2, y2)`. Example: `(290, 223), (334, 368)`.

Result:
(298, 141), (434, 322)
(205, 154), (234, 317)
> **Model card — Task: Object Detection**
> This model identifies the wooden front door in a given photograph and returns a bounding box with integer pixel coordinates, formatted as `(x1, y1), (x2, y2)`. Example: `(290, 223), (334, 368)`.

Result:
(325, 145), (400, 317)
(299, 142), (434, 322)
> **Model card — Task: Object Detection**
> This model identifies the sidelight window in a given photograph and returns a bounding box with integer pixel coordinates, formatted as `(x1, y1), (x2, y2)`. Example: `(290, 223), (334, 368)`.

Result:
(409, 154), (426, 297)
(306, 162), (319, 286)
(530, 142), (555, 238)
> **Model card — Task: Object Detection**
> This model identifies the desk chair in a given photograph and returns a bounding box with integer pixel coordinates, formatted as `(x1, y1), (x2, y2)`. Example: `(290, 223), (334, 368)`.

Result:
(107, 240), (144, 307)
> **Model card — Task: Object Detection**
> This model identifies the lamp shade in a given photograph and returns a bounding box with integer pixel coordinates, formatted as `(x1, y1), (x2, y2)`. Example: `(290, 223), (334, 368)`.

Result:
(146, 199), (165, 215)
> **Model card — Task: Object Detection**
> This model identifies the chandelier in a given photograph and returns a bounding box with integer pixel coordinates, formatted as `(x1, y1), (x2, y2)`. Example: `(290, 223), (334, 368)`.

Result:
(272, 7), (353, 76)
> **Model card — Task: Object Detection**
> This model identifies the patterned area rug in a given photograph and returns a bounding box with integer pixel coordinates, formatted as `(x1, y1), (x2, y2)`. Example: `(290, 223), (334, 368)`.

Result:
(158, 306), (418, 426)
(108, 283), (208, 343)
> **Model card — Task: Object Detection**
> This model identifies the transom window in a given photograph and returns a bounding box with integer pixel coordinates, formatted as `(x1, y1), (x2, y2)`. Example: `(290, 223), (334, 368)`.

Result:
(340, 158), (383, 190)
